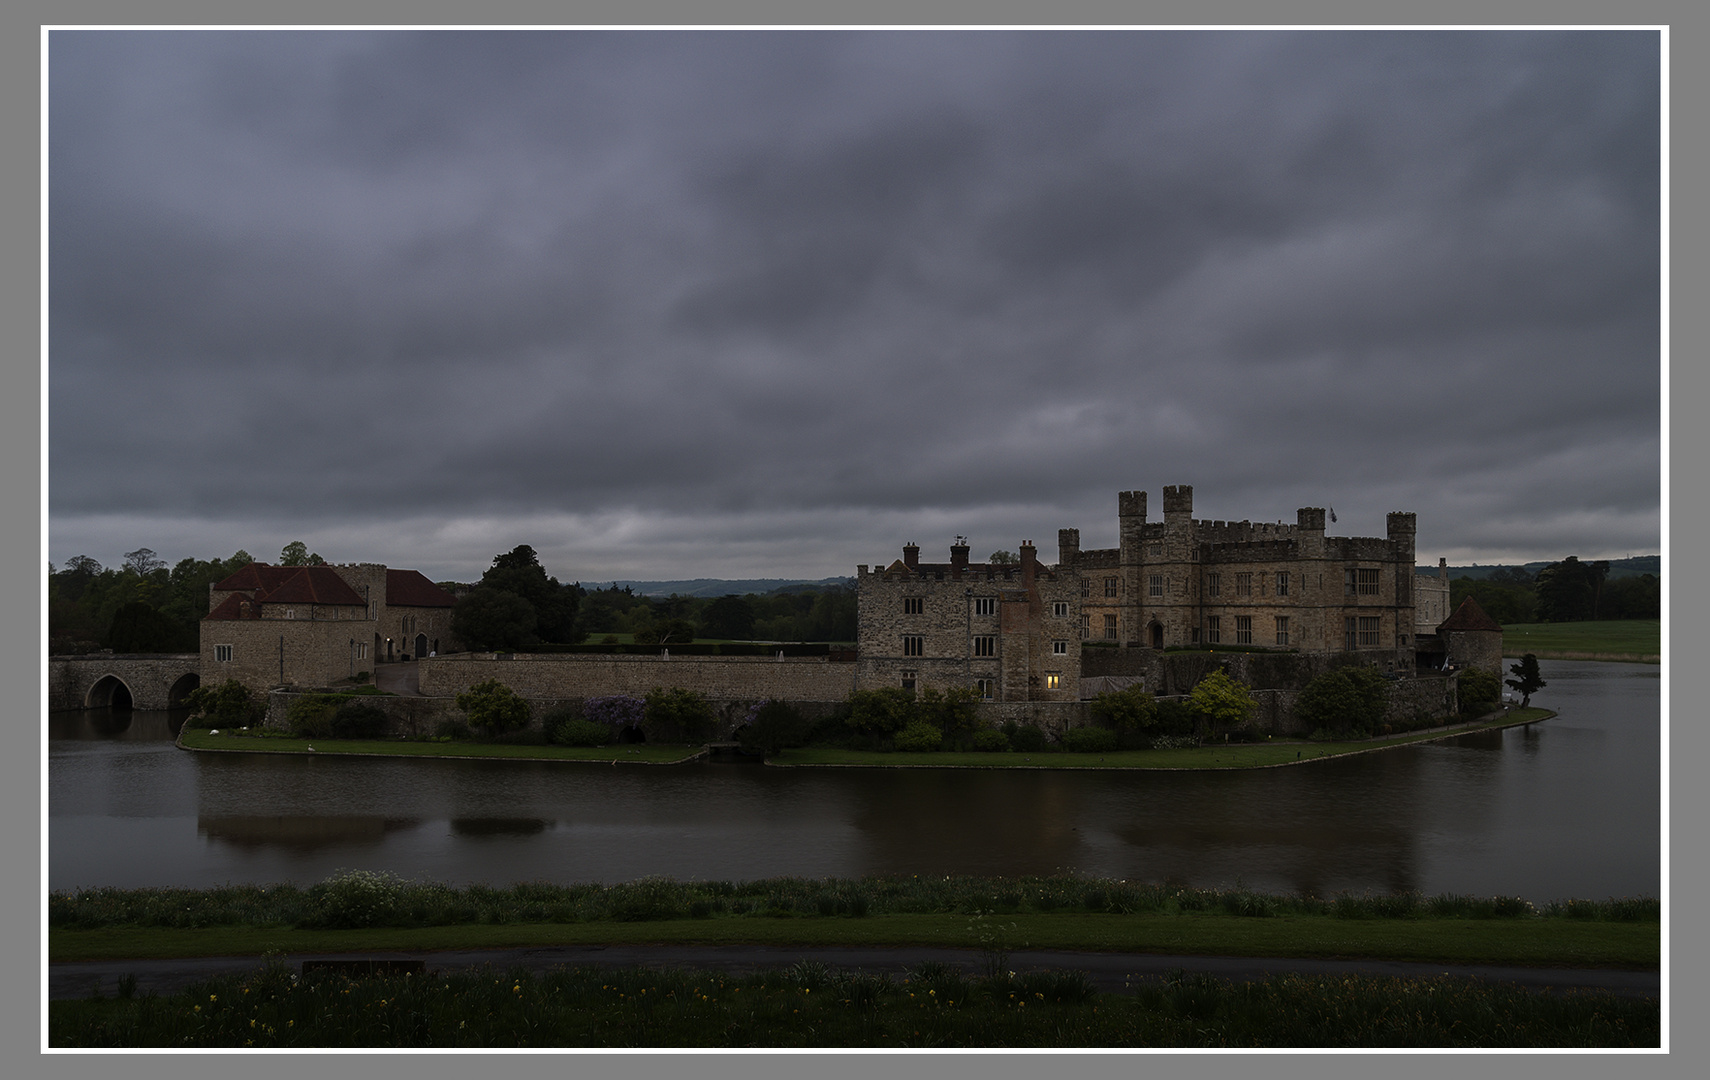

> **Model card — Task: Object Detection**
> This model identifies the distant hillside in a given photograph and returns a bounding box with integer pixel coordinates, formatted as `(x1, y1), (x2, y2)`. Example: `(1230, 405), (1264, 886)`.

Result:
(1420, 555), (1660, 581)
(584, 577), (855, 599)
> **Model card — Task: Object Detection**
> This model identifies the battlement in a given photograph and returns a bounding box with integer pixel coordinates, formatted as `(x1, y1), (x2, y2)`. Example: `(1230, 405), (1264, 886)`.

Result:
(1200, 538), (1301, 563)
(1162, 485), (1194, 515)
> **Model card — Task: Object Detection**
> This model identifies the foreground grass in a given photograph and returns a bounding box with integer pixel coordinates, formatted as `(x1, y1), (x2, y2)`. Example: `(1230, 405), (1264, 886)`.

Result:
(49, 961), (1658, 1047)
(1500, 620), (1660, 661)
(772, 709), (1554, 770)
(50, 911), (1659, 970)
(177, 730), (703, 764)
(50, 874), (1658, 970)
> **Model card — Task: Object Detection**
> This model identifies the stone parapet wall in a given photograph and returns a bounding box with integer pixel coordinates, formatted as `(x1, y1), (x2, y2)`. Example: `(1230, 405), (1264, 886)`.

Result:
(48, 654), (201, 710)
(418, 652), (859, 702)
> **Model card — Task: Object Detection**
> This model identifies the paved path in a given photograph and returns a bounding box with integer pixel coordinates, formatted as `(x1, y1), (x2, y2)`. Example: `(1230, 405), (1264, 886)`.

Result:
(48, 945), (1659, 1001)
(372, 661), (421, 696)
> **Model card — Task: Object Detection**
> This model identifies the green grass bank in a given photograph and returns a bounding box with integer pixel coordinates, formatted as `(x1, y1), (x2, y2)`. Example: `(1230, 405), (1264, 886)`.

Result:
(1499, 620), (1660, 662)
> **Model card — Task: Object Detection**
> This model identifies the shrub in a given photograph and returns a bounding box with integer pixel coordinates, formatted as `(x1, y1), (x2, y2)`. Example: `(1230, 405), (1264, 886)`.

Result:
(454, 679), (532, 735)
(644, 687), (716, 740)
(330, 700), (390, 739)
(182, 679), (263, 729)
(1458, 668), (1501, 717)
(1061, 726), (1119, 753)
(1293, 666), (1391, 736)
(846, 687), (918, 738)
(304, 869), (409, 929)
(1188, 669), (1257, 733)
(1153, 698), (1199, 737)
(892, 719), (944, 752)
(543, 706), (610, 747)
(739, 700), (810, 756)
(1089, 684), (1157, 730)
(920, 686), (981, 737)
(971, 728), (1010, 752)
(1009, 724), (1048, 752)
(583, 695), (646, 729)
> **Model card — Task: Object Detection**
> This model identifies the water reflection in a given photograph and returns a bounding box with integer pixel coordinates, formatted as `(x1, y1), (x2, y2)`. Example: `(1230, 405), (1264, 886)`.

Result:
(48, 660), (1661, 901)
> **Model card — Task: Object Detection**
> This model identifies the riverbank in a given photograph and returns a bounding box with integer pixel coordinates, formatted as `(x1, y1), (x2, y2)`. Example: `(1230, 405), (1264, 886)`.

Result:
(176, 708), (1553, 770)
(1498, 620), (1660, 663)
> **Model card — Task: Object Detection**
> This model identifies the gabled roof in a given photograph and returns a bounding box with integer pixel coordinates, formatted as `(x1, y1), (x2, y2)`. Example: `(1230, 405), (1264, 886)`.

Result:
(1438, 596), (1503, 632)
(260, 567), (367, 606)
(386, 569), (456, 608)
(203, 593), (260, 621)
(211, 563), (298, 593)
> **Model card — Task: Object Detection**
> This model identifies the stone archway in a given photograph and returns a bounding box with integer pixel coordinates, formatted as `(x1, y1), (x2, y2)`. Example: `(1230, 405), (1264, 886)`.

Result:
(1149, 621), (1164, 649)
(85, 674), (134, 710)
(168, 672), (200, 707)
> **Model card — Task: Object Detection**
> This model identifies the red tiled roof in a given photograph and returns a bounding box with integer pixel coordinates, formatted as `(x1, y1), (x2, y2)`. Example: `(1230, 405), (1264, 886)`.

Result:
(203, 593), (260, 621)
(1438, 596), (1504, 632)
(386, 569), (456, 608)
(211, 563), (299, 592)
(257, 566), (367, 606)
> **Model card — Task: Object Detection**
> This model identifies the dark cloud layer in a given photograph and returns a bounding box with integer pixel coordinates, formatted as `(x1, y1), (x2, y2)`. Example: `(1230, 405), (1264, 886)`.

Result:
(48, 30), (1661, 582)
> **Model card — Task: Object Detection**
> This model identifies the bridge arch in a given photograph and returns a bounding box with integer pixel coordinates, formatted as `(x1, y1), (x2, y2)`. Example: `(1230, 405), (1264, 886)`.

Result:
(168, 672), (201, 707)
(85, 674), (135, 710)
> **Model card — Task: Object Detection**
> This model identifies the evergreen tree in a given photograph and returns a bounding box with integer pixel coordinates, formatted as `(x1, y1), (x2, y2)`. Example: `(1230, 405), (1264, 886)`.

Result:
(1505, 654), (1547, 707)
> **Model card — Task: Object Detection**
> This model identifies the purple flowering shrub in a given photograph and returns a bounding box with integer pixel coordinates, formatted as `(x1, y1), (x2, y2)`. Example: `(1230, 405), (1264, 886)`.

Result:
(583, 695), (647, 729)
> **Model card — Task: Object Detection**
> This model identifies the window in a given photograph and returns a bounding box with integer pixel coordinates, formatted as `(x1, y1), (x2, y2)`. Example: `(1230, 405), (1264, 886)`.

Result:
(1052, 601), (1069, 618)
(285, 608), (295, 619)
(355, 643), (368, 660)
(1149, 543), (1162, 556)
(1345, 617), (1358, 649)
(214, 644), (233, 662)
(1346, 568), (1381, 596)
(976, 679), (993, 700)
(1148, 574), (1163, 598)
(1359, 616), (1380, 646)
(904, 597), (923, 615)
(1079, 614), (1090, 639)
(1081, 577), (1092, 597)
(1103, 614), (1118, 640)
(1207, 573), (1221, 597)
(903, 636), (924, 657)
(1359, 568), (1380, 596)
(974, 597), (996, 616)
(1276, 571), (1289, 597)
(1052, 639), (1068, 655)
(1400, 634), (1409, 645)
(973, 636), (996, 657)
(1236, 572), (1252, 597)
(1206, 616), (1221, 644)
(1235, 615), (1252, 644)
(902, 671), (917, 691)
(1045, 673), (1062, 690)
(1275, 616), (1289, 646)
(1104, 577), (1119, 598)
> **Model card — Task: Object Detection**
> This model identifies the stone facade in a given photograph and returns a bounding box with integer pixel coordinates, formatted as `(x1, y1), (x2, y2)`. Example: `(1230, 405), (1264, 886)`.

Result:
(200, 562), (458, 691)
(419, 652), (859, 703)
(855, 540), (1081, 702)
(1415, 559), (1453, 638)
(1062, 486), (1421, 672)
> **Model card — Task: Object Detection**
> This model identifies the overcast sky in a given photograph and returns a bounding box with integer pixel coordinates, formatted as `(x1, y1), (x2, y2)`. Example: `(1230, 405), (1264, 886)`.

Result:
(47, 29), (1662, 584)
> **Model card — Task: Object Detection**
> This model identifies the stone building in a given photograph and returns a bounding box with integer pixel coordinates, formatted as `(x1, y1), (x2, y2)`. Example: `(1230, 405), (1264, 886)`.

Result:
(1415, 559), (1453, 639)
(1422, 596), (1505, 676)
(201, 562), (457, 691)
(1061, 485), (1422, 672)
(855, 539), (1082, 702)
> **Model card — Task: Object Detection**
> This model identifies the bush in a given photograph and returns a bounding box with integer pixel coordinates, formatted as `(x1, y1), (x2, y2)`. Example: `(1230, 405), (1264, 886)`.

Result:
(971, 728), (1010, 752)
(330, 700), (390, 739)
(1089, 684), (1157, 730)
(304, 869), (409, 930)
(1009, 724), (1048, 752)
(454, 679), (532, 735)
(846, 687), (918, 739)
(1458, 668), (1501, 716)
(739, 700), (810, 756)
(543, 706), (610, 747)
(1061, 726), (1119, 753)
(892, 720), (944, 752)
(644, 687), (716, 740)
(1294, 666), (1391, 736)
(1153, 698), (1199, 737)
(182, 679), (263, 729)
(583, 695), (646, 730)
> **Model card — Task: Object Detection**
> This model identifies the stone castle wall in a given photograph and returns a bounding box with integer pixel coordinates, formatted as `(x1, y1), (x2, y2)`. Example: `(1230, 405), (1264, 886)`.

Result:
(418, 652), (859, 703)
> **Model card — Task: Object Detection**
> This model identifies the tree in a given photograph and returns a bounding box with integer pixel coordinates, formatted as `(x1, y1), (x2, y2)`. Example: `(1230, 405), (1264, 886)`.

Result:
(451, 588), (538, 651)
(454, 678), (531, 735)
(1293, 667), (1390, 735)
(644, 687), (716, 740)
(920, 686), (981, 738)
(1533, 556), (1610, 622)
(988, 550), (1018, 565)
(1089, 684), (1158, 731)
(699, 595), (756, 640)
(1457, 668), (1501, 716)
(279, 540), (325, 566)
(182, 679), (263, 729)
(104, 600), (185, 653)
(846, 687), (918, 738)
(476, 545), (581, 643)
(123, 548), (165, 576)
(1188, 669), (1256, 733)
(1506, 654), (1547, 707)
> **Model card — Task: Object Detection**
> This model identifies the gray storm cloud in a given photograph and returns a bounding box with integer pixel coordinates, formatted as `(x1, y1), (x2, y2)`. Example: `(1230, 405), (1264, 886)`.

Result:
(49, 29), (1661, 582)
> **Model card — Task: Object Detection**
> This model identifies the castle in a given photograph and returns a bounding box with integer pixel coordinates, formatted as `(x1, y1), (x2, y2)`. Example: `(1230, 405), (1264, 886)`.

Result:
(856, 485), (1491, 703)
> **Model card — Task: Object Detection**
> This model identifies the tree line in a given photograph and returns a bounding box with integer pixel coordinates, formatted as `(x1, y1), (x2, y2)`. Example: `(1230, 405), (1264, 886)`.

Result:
(1447, 556), (1659, 625)
(49, 541), (856, 655)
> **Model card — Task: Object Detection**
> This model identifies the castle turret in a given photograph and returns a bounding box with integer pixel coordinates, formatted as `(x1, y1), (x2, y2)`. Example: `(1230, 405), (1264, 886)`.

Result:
(1297, 507), (1326, 559)
(1119, 490), (1147, 563)
(1058, 528), (1081, 566)
(1387, 512), (1417, 559)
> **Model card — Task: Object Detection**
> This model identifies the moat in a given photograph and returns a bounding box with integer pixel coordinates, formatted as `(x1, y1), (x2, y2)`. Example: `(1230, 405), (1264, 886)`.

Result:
(48, 659), (1660, 903)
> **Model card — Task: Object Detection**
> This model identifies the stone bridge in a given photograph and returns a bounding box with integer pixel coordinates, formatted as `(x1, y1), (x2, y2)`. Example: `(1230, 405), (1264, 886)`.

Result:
(48, 654), (201, 711)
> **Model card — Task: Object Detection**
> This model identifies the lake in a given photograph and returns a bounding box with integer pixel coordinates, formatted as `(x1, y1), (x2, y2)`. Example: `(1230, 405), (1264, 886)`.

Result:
(47, 659), (1661, 903)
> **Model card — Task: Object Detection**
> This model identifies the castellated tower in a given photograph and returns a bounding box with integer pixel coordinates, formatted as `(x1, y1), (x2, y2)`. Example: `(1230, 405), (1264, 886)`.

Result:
(1118, 490), (1147, 562)
(1296, 507), (1326, 559)
(1058, 528), (1080, 566)
(1162, 484), (1194, 562)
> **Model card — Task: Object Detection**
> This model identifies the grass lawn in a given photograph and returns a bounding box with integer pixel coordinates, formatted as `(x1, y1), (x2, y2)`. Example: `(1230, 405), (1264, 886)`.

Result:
(49, 910), (1658, 970)
(1500, 620), (1660, 660)
(771, 709), (1553, 770)
(177, 730), (704, 764)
